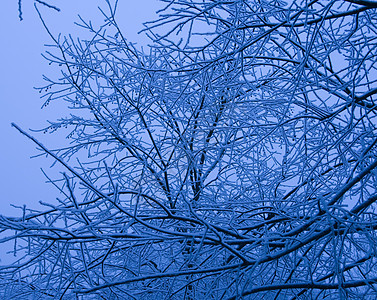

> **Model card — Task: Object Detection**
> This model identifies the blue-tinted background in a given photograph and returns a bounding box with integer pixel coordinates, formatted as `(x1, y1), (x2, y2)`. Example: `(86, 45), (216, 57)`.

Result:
(0, 0), (162, 216)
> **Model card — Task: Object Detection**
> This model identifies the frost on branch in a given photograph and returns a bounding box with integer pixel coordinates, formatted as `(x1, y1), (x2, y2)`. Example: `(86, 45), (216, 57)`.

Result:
(17, 0), (60, 21)
(1, 0), (377, 298)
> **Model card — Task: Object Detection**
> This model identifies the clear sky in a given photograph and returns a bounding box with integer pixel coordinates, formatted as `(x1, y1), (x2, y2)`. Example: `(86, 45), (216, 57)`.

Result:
(0, 0), (162, 216)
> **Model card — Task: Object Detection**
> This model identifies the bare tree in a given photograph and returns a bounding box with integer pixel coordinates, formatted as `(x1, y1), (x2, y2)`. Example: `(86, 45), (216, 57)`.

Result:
(1, 0), (377, 298)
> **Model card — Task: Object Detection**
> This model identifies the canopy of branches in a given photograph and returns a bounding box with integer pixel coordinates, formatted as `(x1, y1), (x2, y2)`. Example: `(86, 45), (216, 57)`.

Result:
(1, 0), (377, 298)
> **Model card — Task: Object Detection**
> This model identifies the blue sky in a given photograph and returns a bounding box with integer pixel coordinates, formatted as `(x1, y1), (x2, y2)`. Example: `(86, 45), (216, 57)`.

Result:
(0, 1), (161, 216)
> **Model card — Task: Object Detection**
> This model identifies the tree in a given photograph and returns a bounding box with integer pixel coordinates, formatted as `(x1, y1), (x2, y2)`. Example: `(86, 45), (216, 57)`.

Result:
(1, 0), (377, 298)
